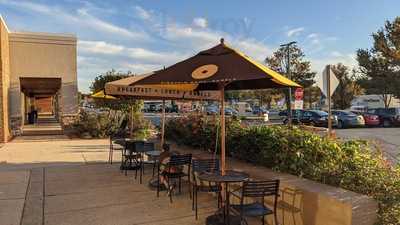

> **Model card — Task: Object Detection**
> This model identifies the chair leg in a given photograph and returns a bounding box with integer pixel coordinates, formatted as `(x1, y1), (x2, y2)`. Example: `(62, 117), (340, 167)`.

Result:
(192, 186), (195, 211)
(274, 211), (279, 225)
(178, 177), (182, 194)
(140, 162), (143, 184)
(152, 163), (155, 177)
(262, 215), (265, 225)
(168, 177), (173, 203)
(188, 175), (192, 199)
(156, 173), (160, 198)
(195, 188), (198, 220)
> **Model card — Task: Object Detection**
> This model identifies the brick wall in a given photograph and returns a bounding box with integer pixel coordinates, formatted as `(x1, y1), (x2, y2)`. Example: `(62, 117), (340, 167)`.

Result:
(0, 16), (11, 143)
(36, 96), (53, 114)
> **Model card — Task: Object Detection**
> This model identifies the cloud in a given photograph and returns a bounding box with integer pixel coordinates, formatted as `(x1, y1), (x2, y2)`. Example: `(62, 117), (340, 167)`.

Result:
(287, 27), (304, 37)
(77, 9), (147, 39)
(134, 6), (152, 20)
(1, 0), (148, 40)
(307, 33), (318, 39)
(78, 40), (187, 65)
(311, 53), (357, 73)
(193, 17), (208, 28)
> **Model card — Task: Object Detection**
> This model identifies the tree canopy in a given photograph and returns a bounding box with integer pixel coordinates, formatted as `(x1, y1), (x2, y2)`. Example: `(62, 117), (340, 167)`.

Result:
(331, 63), (363, 109)
(356, 17), (400, 108)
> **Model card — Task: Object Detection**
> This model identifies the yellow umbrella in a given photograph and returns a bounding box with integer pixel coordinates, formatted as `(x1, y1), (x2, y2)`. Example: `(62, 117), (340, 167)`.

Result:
(135, 39), (301, 175)
(91, 90), (117, 99)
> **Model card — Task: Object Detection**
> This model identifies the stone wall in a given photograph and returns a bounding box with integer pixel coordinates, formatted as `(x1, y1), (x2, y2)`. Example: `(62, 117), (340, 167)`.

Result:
(0, 16), (11, 142)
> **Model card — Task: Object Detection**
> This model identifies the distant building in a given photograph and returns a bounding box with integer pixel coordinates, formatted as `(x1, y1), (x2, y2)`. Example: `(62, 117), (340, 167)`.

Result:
(0, 16), (78, 142)
(350, 94), (400, 110)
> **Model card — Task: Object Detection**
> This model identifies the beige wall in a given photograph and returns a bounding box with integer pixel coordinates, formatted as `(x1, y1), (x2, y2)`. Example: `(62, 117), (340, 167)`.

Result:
(8, 31), (78, 122)
(0, 16), (11, 142)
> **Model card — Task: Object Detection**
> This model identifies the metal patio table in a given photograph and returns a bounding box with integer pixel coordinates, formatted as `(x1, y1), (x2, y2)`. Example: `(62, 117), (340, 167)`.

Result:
(198, 170), (249, 225)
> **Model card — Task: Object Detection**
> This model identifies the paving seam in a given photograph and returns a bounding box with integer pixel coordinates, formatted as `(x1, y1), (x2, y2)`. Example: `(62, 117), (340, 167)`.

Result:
(42, 168), (45, 225)
(19, 169), (31, 225)
(45, 201), (216, 217)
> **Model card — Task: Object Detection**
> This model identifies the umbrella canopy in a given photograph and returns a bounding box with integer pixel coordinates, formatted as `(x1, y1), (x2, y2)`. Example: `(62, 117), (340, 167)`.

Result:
(91, 90), (117, 99)
(104, 74), (220, 101)
(135, 39), (300, 90)
(133, 39), (301, 175)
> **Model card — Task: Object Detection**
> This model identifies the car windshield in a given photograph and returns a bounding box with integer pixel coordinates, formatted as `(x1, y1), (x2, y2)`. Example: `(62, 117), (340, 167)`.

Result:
(342, 111), (357, 116)
(312, 110), (328, 116)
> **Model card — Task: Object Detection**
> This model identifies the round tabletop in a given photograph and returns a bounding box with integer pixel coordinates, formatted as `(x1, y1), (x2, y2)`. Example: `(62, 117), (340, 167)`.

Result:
(146, 150), (161, 157)
(198, 170), (249, 183)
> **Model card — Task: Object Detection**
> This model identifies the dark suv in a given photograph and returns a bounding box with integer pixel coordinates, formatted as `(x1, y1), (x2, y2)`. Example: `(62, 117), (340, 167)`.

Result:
(367, 107), (400, 127)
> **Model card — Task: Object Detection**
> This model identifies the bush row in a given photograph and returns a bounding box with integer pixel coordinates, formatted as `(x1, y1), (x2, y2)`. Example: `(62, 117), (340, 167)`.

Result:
(165, 115), (400, 225)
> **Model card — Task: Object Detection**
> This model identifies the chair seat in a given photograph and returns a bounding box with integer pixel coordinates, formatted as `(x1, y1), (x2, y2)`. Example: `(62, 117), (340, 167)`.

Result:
(120, 164), (141, 170)
(231, 202), (273, 217)
(196, 185), (220, 192)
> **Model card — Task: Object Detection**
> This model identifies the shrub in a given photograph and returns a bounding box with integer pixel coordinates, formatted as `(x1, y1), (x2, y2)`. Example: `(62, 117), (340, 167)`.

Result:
(165, 115), (400, 225)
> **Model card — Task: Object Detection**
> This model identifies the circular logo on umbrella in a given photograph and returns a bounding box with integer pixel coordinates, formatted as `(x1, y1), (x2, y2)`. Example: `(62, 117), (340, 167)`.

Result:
(191, 64), (218, 80)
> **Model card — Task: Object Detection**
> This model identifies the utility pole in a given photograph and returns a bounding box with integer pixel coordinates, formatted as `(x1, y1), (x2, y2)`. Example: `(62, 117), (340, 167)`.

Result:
(280, 41), (297, 127)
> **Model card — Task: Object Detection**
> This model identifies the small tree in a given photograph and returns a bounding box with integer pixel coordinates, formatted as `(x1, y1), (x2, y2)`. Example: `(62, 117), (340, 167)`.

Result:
(90, 69), (146, 138)
(331, 63), (363, 109)
(265, 44), (317, 109)
(356, 17), (400, 108)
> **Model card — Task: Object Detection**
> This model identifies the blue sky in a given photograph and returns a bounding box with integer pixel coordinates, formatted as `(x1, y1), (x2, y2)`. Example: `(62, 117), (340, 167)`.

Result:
(0, 0), (398, 93)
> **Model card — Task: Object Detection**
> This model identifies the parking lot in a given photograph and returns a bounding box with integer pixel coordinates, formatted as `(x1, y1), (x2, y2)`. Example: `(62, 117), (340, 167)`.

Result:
(335, 127), (400, 163)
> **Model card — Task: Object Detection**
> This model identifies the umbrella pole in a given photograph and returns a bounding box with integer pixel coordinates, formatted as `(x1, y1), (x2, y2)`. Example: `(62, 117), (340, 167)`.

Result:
(161, 100), (166, 147)
(220, 86), (226, 175)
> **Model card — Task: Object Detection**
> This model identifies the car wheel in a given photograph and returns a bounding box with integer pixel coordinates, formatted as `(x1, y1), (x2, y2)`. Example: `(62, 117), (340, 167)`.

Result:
(383, 119), (391, 127)
(337, 120), (343, 129)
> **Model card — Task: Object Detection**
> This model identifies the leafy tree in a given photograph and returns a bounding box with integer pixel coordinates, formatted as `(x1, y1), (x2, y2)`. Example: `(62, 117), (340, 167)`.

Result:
(373, 17), (400, 66)
(265, 44), (316, 88)
(356, 17), (400, 108)
(90, 69), (145, 137)
(331, 63), (363, 109)
(90, 69), (131, 93)
(265, 44), (317, 109)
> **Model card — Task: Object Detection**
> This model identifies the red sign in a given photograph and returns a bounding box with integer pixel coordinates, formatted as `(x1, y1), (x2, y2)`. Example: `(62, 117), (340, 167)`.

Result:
(295, 88), (303, 100)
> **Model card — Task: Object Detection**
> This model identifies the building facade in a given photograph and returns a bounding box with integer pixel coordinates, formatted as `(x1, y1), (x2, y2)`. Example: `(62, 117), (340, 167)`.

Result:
(0, 16), (78, 142)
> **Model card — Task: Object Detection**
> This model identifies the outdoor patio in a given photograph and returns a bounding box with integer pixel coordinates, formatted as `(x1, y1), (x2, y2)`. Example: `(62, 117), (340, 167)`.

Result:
(11, 163), (284, 225)
(0, 138), (377, 225)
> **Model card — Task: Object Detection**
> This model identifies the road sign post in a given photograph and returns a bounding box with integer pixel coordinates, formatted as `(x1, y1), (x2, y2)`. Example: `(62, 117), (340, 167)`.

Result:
(316, 65), (339, 138)
(326, 65), (332, 137)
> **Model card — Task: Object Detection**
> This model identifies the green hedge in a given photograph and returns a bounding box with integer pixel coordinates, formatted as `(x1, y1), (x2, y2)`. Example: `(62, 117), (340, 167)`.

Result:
(166, 115), (400, 225)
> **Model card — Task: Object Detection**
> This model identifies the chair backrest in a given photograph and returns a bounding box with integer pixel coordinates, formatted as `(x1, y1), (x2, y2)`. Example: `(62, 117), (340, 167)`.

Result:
(192, 159), (219, 173)
(242, 180), (280, 198)
(125, 141), (143, 155)
(143, 142), (155, 152)
(168, 154), (192, 166)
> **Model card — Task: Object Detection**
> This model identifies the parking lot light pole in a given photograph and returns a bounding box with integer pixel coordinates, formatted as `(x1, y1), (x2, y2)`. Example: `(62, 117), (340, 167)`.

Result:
(280, 41), (297, 127)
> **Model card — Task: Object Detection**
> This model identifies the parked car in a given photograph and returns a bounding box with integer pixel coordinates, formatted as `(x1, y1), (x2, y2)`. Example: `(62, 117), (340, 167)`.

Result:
(367, 107), (400, 127)
(299, 110), (338, 127)
(252, 106), (268, 115)
(351, 111), (380, 127)
(267, 109), (282, 120)
(282, 109), (305, 124)
(224, 107), (238, 116)
(331, 110), (365, 128)
(206, 106), (219, 115)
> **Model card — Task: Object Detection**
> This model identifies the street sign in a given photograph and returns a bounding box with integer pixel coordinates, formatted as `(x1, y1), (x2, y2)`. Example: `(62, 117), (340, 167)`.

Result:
(294, 88), (303, 100)
(316, 66), (339, 97)
(316, 65), (338, 138)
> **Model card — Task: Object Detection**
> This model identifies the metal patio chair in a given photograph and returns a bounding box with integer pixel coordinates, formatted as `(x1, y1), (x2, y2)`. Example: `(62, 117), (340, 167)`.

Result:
(157, 153), (192, 203)
(191, 158), (222, 219)
(230, 180), (280, 225)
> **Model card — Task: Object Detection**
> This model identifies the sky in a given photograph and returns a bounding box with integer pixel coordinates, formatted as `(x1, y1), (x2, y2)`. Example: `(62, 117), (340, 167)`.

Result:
(0, 0), (399, 93)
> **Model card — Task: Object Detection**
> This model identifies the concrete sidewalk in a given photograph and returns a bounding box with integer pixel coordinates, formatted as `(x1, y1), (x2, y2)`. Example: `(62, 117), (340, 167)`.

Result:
(0, 170), (30, 225)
